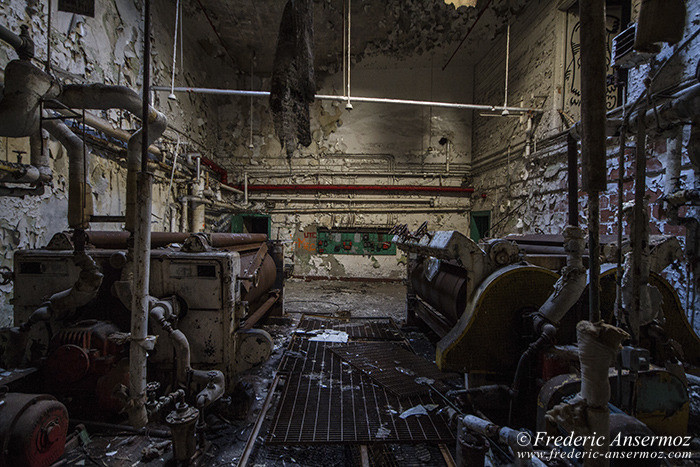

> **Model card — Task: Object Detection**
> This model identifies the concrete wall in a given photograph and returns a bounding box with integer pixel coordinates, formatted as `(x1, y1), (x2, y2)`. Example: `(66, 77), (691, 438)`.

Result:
(213, 53), (475, 279)
(0, 0), (229, 324)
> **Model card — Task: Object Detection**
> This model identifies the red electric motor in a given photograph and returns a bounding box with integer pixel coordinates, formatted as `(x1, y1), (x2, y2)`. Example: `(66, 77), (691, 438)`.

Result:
(0, 392), (69, 467)
(44, 320), (128, 413)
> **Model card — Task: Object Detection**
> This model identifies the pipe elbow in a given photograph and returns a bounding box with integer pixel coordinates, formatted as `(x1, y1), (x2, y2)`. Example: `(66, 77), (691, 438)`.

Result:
(49, 253), (103, 317)
(19, 304), (50, 332)
(192, 370), (225, 409)
(57, 84), (141, 115)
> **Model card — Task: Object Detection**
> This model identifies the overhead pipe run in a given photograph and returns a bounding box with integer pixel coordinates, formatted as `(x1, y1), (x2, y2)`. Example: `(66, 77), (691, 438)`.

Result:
(250, 196), (436, 204)
(152, 86), (543, 115)
(236, 184), (475, 194)
(50, 84), (168, 232)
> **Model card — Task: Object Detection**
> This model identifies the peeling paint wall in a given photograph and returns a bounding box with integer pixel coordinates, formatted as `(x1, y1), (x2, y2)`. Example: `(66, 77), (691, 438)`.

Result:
(212, 52), (475, 279)
(0, 0), (231, 324)
(471, 0), (700, 327)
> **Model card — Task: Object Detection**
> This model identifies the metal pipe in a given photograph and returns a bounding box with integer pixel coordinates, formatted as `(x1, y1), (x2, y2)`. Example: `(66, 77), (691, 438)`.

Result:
(589, 193), (602, 323)
(149, 305), (224, 409)
(51, 83), (167, 232)
(0, 160), (40, 183)
(536, 226), (587, 325)
(460, 415), (545, 467)
(244, 172), (248, 204)
(219, 182), (244, 195)
(616, 125), (628, 328)
(0, 24), (23, 51)
(571, 82), (700, 140)
(579, 0), (608, 193)
(128, 0), (153, 429)
(43, 114), (93, 229)
(69, 420), (170, 439)
(152, 86), (543, 114)
(129, 170), (153, 429)
(0, 24), (33, 60)
(241, 292), (280, 330)
(0, 60), (60, 137)
(84, 231), (268, 249)
(54, 108), (161, 156)
(180, 197), (188, 232)
(579, 0), (607, 324)
(346, 0), (352, 108)
(269, 207), (467, 214)
(236, 184), (475, 194)
(243, 170), (469, 178)
(630, 115), (648, 343)
(29, 128), (51, 182)
(249, 196), (435, 204)
(576, 321), (629, 464)
(567, 133), (579, 226)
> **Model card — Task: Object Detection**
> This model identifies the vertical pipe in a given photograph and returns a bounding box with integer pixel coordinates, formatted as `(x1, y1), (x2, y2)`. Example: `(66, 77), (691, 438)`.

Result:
(503, 23), (510, 110)
(46, 0), (52, 74)
(579, 0), (608, 193)
(346, 0), (352, 109)
(589, 195), (602, 323)
(180, 197), (188, 232)
(579, 0), (607, 324)
(129, 0), (152, 429)
(141, 0), (151, 174)
(244, 172), (249, 205)
(616, 126), (627, 328)
(567, 133), (579, 227)
(630, 116), (647, 344)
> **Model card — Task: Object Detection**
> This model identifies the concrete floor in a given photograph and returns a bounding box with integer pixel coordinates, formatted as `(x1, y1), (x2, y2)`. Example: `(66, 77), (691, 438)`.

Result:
(65, 279), (449, 467)
(283, 279), (407, 322)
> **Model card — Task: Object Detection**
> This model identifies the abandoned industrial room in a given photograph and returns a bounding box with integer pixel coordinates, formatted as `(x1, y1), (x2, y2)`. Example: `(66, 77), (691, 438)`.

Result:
(0, 0), (699, 465)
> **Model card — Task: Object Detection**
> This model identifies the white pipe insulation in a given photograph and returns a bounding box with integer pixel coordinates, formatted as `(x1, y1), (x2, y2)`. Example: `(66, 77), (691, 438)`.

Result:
(51, 84), (168, 232)
(152, 86), (543, 114)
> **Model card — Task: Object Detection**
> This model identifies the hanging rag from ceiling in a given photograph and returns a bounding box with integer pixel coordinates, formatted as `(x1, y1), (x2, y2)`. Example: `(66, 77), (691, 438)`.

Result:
(270, 0), (316, 158)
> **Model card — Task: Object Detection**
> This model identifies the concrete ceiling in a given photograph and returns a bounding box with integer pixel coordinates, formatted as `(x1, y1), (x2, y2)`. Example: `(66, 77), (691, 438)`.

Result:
(179, 0), (531, 77)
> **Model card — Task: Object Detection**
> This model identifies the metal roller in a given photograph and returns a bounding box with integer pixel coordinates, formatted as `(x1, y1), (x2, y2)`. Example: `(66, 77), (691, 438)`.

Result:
(436, 264), (559, 374)
(411, 260), (469, 323)
(239, 251), (277, 305)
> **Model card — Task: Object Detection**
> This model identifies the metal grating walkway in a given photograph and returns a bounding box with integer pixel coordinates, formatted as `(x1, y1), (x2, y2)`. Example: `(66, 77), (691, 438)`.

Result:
(268, 321), (455, 445)
(330, 342), (457, 397)
(296, 316), (403, 340)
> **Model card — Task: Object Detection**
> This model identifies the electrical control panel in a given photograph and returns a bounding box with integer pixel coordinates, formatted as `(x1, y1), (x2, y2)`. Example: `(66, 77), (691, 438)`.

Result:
(316, 228), (396, 255)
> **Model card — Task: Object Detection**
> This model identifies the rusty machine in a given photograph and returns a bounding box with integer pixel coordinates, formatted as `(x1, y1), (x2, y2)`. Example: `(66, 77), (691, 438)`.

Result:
(392, 223), (699, 455)
(0, 18), (288, 464)
(0, 231), (283, 464)
(5, 230), (282, 411)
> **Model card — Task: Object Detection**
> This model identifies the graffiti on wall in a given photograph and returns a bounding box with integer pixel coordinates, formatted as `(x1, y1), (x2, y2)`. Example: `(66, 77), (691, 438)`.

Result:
(564, 8), (622, 115)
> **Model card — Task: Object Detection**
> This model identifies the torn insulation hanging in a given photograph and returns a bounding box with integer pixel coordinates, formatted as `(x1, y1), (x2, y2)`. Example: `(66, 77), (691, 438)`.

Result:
(269, 0), (316, 158)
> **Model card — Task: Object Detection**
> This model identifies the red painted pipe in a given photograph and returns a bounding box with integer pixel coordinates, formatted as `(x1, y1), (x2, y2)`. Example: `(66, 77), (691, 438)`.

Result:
(232, 184), (475, 194)
(200, 157), (228, 184)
